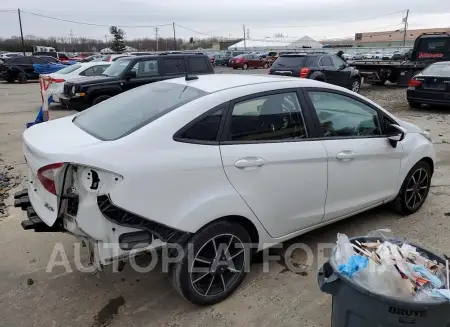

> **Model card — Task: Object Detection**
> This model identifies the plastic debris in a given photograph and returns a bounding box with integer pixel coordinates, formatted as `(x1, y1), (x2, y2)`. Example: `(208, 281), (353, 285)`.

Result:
(339, 255), (368, 278)
(333, 230), (449, 302)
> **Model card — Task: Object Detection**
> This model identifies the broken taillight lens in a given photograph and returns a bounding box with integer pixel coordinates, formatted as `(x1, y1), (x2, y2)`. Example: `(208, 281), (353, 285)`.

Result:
(37, 163), (64, 195)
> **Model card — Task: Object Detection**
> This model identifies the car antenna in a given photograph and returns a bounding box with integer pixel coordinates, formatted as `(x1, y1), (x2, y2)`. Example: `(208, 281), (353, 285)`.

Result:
(175, 63), (198, 81)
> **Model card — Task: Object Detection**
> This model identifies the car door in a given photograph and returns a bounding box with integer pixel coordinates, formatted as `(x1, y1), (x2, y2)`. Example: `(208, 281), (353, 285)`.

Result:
(219, 90), (328, 238)
(122, 58), (162, 91)
(303, 89), (404, 221)
(319, 56), (339, 84)
(13, 56), (34, 75)
(330, 55), (352, 88)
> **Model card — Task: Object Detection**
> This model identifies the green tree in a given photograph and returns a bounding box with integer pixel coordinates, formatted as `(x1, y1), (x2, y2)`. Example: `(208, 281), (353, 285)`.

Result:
(109, 26), (126, 53)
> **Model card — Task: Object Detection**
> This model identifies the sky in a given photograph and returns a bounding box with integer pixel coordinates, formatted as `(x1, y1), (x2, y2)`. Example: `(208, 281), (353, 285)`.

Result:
(1, 0), (450, 42)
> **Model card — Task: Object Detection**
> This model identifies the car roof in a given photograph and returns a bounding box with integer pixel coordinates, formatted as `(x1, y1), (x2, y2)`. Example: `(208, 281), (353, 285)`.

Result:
(79, 61), (112, 67)
(164, 74), (333, 93)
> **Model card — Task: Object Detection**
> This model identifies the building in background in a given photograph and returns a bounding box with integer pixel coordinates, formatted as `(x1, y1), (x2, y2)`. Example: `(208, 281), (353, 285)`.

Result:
(212, 39), (243, 50)
(355, 27), (450, 47)
(228, 36), (323, 50)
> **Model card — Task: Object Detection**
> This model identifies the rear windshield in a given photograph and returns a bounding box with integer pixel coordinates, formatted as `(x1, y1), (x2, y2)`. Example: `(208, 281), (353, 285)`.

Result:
(421, 63), (450, 76)
(73, 82), (208, 140)
(56, 64), (81, 74)
(272, 56), (316, 68)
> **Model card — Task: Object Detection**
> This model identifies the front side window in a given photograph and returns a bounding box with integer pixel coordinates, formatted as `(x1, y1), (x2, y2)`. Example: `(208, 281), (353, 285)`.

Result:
(308, 91), (381, 137)
(330, 55), (346, 68)
(81, 67), (95, 76)
(320, 57), (333, 67)
(73, 82), (208, 141)
(228, 92), (307, 142)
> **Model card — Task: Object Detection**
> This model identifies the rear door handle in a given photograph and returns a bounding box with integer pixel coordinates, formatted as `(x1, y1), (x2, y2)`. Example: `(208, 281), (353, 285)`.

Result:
(234, 157), (266, 168)
(336, 151), (356, 161)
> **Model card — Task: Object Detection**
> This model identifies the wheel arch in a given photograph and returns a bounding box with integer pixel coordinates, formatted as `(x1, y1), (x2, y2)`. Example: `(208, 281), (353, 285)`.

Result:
(419, 156), (434, 175)
(209, 215), (260, 246)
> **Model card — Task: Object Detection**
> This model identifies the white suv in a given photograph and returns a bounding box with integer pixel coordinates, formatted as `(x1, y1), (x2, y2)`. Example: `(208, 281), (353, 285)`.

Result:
(16, 74), (434, 305)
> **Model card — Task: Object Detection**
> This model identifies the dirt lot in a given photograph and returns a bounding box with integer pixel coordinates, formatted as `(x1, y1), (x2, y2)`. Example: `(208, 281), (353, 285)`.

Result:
(1, 71), (450, 327)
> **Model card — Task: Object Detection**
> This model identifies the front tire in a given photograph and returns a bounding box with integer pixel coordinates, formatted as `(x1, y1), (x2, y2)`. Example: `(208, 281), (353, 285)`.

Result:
(263, 63), (269, 69)
(392, 161), (432, 215)
(242, 63), (248, 70)
(170, 220), (251, 305)
(91, 95), (111, 106)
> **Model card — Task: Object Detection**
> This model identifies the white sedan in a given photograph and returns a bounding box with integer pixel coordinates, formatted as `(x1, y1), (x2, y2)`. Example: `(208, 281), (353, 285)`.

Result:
(16, 74), (434, 305)
(42, 62), (111, 103)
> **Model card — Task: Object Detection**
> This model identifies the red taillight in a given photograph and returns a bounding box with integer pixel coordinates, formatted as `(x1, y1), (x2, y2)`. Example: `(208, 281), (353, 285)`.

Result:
(51, 78), (65, 83)
(107, 56), (112, 62)
(300, 68), (310, 78)
(37, 163), (64, 195)
(408, 79), (421, 87)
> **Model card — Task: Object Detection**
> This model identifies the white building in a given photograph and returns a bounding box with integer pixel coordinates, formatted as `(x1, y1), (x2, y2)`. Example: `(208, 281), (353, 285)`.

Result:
(228, 36), (323, 51)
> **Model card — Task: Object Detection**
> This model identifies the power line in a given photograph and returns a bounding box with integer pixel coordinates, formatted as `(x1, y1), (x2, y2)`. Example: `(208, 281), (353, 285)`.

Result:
(0, 9), (16, 12)
(175, 24), (220, 38)
(20, 10), (172, 28)
(248, 10), (406, 28)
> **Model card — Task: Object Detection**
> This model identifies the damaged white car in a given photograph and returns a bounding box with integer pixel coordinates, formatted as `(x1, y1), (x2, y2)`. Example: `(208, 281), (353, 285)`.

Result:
(16, 74), (435, 305)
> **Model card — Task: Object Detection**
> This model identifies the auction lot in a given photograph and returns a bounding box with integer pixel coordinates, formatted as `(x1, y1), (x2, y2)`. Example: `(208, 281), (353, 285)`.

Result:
(2, 67), (450, 327)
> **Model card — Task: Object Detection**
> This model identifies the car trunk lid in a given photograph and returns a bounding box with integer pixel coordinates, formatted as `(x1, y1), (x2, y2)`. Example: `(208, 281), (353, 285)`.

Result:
(23, 115), (102, 226)
(415, 75), (450, 91)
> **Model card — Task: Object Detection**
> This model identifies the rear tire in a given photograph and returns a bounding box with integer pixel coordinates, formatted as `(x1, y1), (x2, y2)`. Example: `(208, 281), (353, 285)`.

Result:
(91, 95), (111, 106)
(391, 161), (432, 215)
(17, 73), (27, 84)
(408, 101), (421, 109)
(169, 220), (251, 305)
(350, 77), (361, 93)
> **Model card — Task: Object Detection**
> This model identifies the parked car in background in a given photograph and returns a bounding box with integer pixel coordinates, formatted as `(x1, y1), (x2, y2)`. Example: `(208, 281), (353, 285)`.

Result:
(382, 52), (395, 60)
(215, 51), (246, 66)
(81, 54), (104, 62)
(33, 51), (74, 63)
(0, 52), (22, 60)
(60, 53), (214, 111)
(269, 53), (362, 92)
(392, 49), (411, 60)
(230, 54), (269, 69)
(18, 73), (434, 305)
(0, 55), (56, 83)
(363, 51), (382, 59)
(41, 62), (111, 103)
(342, 52), (363, 60)
(407, 61), (450, 108)
(93, 54), (134, 62)
(208, 53), (222, 66)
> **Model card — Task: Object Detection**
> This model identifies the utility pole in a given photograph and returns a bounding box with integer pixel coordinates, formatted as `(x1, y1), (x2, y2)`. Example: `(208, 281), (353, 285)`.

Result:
(69, 29), (75, 44)
(172, 22), (176, 50)
(154, 27), (159, 51)
(403, 9), (409, 46)
(246, 29), (250, 39)
(104, 34), (108, 44)
(17, 9), (25, 55)
(165, 39), (168, 51)
(243, 24), (246, 49)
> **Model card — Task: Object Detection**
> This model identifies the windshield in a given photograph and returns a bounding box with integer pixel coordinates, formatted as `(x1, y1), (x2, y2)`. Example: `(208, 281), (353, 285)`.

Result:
(73, 82), (209, 140)
(56, 64), (81, 74)
(102, 58), (133, 76)
(421, 63), (450, 76)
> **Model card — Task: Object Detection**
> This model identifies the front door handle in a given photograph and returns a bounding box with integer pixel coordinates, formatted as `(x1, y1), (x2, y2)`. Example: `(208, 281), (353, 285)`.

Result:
(336, 151), (356, 161)
(234, 157), (266, 168)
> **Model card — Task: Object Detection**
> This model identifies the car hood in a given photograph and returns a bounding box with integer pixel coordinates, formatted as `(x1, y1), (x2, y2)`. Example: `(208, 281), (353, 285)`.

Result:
(66, 75), (119, 85)
(397, 119), (424, 133)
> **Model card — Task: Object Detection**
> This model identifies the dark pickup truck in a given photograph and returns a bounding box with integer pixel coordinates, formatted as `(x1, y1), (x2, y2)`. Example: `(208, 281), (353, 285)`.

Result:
(350, 32), (450, 86)
(60, 53), (214, 111)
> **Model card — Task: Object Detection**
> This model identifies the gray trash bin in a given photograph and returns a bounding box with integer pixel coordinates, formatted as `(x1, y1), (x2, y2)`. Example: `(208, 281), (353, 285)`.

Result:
(318, 236), (450, 327)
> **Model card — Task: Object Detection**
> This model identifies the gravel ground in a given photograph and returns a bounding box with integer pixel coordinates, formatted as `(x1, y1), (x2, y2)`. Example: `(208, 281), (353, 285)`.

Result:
(1, 72), (450, 327)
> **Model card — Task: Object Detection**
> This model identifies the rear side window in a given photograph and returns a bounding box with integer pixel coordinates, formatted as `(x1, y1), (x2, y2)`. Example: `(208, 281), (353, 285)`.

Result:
(272, 56), (316, 68)
(320, 57), (333, 67)
(73, 82), (208, 140)
(162, 58), (186, 74)
(9, 57), (32, 64)
(176, 107), (224, 142)
(421, 63), (450, 76)
(188, 57), (209, 73)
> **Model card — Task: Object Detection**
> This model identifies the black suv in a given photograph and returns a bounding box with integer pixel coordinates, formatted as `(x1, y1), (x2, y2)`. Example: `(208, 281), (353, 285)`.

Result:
(0, 55), (52, 83)
(269, 53), (362, 92)
(60, 53), (214, 111)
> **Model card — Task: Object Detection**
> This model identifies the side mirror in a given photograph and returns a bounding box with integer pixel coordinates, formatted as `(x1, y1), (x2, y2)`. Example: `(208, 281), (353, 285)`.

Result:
(123, 70), (136, 80)
(387, 124), (407, 146)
